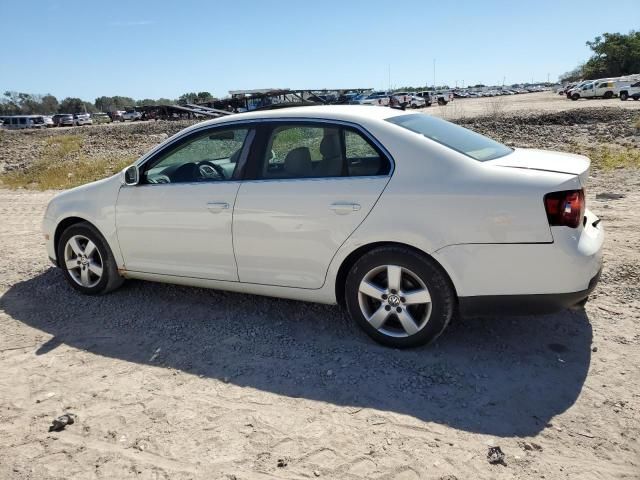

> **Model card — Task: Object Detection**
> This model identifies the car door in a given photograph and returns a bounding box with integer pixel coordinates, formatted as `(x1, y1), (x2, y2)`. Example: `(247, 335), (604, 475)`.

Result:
(116, 125), (254, 280)
(233, 121), (392, 289)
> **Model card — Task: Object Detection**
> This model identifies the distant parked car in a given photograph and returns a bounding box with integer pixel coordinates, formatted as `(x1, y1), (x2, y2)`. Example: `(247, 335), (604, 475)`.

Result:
(121, 110), (143, 121)
(43, 115), (54, 128)
(359, 92), (392, 106)
(91, 112), (112, 124)
(52, 114), (74, 127)
(415, 91), (434, 106)
(616, 81), (640, 101)
(74, 113), (93, 126)
(1, 115), (47, 129)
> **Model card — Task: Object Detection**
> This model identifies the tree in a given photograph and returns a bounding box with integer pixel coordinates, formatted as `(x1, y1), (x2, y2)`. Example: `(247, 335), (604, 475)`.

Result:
(178, 92), (198, 104)
(559, 65), (585, 83)
(94, 95), (136, 112)
(58, 97), (86, 114)
(41, 94), (59, 114)
(562, 30), (640, 81)
(196, 91), (214, 102)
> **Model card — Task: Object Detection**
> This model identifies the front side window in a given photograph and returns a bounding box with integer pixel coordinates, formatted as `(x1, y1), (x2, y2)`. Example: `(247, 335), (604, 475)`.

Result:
(386, 113), (512, 161)
(143, 128), (249, 184)
(257, 123), (390, 179)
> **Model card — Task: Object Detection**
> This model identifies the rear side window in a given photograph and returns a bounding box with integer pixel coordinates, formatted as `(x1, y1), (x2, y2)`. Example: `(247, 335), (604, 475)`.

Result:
(386, 113), (512, 161)
(256, 123), (390, 180)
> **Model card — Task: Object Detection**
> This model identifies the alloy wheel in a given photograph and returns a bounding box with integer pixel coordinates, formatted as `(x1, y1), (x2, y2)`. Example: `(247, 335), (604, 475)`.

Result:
(357, 265), (432, 338)
(63, 234), (104, 288)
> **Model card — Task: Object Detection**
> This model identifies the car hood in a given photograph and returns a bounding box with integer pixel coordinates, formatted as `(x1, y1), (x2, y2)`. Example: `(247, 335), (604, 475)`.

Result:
(485, 148), (590, 185)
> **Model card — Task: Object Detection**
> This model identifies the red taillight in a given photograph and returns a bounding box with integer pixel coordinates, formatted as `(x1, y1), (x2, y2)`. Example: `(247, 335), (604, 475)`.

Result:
(544, 189), (585, 228)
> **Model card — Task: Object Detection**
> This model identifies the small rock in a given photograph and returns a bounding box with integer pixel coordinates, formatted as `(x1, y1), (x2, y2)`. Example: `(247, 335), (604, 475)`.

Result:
(314, 470), (321, 477)
(326, 370), (333, 376)
(487, 446), (506, 465)
(277, 458), (288, 468)
(592, 346), (598, 353)
(48, 413), (77, 432)
(596, 192), (625, 200)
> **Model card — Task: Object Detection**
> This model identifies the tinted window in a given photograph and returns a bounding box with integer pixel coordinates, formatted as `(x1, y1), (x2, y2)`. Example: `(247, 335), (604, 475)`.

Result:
(143, 128), (249, 184)
(386, 113), (512, 161)
(344, 130), (388, 176)
(257, 124), (390, 180)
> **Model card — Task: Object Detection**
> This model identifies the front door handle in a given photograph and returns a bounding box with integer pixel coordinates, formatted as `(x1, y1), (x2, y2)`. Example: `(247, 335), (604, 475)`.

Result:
(329, 202), (361, 215)
(206, 202), (230, 213)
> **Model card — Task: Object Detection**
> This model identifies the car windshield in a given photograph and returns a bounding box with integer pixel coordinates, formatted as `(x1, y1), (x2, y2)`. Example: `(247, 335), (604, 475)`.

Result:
(386, 113), (513, 161)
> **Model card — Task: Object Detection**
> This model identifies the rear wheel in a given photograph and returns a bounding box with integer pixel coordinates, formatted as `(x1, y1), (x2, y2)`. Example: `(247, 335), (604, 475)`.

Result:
(438, 98), (447, 106)
(57, 222), (124, 295)
(603, 91), (613, 99)
(345, 246), (455, 348)
(620, 92), (629, 101)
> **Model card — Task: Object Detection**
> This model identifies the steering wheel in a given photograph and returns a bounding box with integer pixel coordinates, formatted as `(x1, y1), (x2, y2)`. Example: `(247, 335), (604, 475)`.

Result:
(197, 160), (226, 180)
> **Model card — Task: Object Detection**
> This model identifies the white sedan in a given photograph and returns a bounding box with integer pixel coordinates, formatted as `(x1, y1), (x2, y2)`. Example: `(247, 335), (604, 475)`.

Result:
(42, 106), (603, 348)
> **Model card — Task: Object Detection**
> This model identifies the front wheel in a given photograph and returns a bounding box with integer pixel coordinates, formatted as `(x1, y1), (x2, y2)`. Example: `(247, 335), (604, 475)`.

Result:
(57, 222), (124, 295)
(571, 93), (580, 101)
(345, 246), (455, 348)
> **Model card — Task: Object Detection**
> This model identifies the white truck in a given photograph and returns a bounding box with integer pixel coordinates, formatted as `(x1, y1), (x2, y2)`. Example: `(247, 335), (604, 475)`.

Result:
(616, 80), (640, 101)
(568, 78), (625, 100)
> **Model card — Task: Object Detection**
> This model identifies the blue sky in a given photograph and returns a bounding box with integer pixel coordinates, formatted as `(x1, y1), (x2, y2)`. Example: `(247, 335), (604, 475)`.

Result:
(2, 0), (639, 101)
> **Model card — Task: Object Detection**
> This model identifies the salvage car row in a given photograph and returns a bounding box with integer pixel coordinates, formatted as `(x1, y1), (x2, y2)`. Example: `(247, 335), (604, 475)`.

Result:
(0, 110), (144, 129)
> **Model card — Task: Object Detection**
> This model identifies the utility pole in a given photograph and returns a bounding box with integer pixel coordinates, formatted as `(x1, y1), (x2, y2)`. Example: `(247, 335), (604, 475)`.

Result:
(433, 58), (436, 90)
(388, 64), (391, 91)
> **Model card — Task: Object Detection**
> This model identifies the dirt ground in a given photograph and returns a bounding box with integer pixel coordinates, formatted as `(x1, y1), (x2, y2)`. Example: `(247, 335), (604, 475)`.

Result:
(425, 91), (640, 120)
(0, 95), (639, 479)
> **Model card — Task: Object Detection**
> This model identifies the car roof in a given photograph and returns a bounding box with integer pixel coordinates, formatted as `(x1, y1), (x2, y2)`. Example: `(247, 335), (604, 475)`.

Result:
(196, 105), (410, 130)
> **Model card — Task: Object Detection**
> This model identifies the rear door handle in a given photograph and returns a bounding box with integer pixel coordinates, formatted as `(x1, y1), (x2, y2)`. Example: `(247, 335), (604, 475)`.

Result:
(329, 202), (361, 215)
(206, 202), (230, 213)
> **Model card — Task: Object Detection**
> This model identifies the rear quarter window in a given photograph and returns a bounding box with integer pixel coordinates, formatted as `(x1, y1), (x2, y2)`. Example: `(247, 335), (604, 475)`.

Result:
(386, 113), (512, 161)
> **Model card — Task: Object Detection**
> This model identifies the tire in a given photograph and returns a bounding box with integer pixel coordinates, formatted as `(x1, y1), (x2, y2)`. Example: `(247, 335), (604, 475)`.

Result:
(571, 93), (580, 101)
(57, 222), (124, 295)
(603, 91), (613, 99)
(438, 98), (447, 106)
(620, 92), (629, 101)
(344, 246), (455, 348)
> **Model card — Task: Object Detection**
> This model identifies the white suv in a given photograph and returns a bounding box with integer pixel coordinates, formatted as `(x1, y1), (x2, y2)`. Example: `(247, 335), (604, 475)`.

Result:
(617, 81), (640, 101)
(122, 110), (143, 121)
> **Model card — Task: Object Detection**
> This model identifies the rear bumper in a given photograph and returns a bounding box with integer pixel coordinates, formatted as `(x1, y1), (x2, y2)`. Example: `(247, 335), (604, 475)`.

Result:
(459, 267), (601, 316)
(433, 209), (604, 298)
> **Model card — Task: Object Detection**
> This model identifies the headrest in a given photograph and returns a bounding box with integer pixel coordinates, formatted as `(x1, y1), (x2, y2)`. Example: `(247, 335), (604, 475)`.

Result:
(284, 147), (312, 177)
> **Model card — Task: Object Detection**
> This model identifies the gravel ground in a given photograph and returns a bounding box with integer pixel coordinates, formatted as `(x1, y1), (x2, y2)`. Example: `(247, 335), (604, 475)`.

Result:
(0, 94), (639, 479)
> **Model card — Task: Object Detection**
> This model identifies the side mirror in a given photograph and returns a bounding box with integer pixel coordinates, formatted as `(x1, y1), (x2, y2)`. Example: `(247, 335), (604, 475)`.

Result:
(122, 165), (139, 186)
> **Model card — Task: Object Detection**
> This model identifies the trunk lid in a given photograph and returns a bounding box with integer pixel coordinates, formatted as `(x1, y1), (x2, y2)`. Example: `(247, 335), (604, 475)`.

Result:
(486, 148), (590, 186)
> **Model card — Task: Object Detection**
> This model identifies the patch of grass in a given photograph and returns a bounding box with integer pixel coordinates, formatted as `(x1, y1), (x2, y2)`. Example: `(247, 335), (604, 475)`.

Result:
(573, 145), (640, 170)
(635, 116), (640, 130)
(1, 155), (133, 190)
(1, 133), (134, 190)
(45, 134), (84, 158)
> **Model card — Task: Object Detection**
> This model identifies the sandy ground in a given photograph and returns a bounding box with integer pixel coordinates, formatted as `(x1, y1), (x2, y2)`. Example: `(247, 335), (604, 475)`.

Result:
(0, 96), (639, 479)
(424, 91), (640, 119)
(0, 173), (638, 480)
